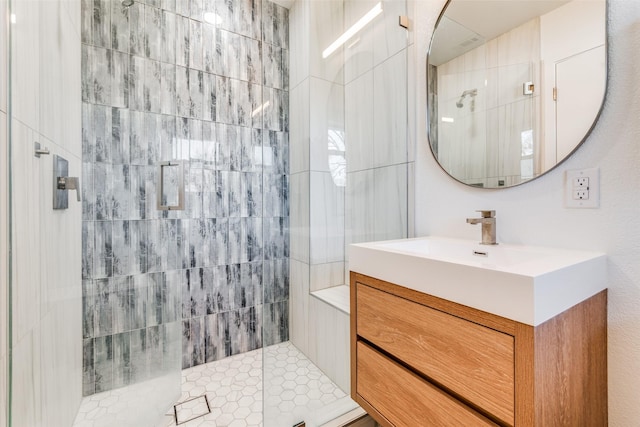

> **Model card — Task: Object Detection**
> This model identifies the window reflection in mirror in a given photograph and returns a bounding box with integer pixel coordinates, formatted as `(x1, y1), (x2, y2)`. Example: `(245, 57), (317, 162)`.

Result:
(427, 0), (606, 188)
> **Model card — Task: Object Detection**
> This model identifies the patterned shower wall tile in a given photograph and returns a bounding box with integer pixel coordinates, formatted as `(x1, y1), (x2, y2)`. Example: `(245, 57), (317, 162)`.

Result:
(94, 220), (114, 278)
(112, 331), (132, 389)
(129, 166), (146, 219)
(94, 335), (114, 393)
(227, 171), (242, 218)
(189, 19), (203, 71)
(129, 55), (145, 112)
(147, 273), (165, 327)
(240, 262), (262, 307)
(203, 72), (217, 122)
(215, 75), (231, 124)
(94, 278), (114, 336)
(130, 219), (148, 273)
(144, 59), (162, 113)
(129, 1), (145, 57)
(161, 63), (177, 116)
(111, 107), (131, 164)
(202, 23), (217, 74)
(214, 265), (234, 312)
(240, 172), (262, 217)
(262, 1), (288, 50)
(93, 104), (113, 163)
(111, 0), (130, 53)
(264, 217), (287, 260)
(145, 5), (163, 61)
(82, 280), (97, 339)
(161, 11), (177, 64)
(130, 327), (150, 382)
(81, 0), (93, 45)
(204, 312), (230, 362)
(241, 217), (263, 263)
(190, 0), (204, 20)
(263, 43), (283, 90)
(175, 15), (190, 68)
(111, 220), (133, 276)
(163, 270), (182, 323)
(112, 276), (133, 333)
(162, 0), (177, 12)
(160, 115), (178, 162)
(262, 87), (287, 132)
(234, 79), (252, 127)
(222, 30), (242, 80)
(82, 221), (95, 279)
(92, 0), (111, 49)
(262, 301), (288, 347)
(175, 66), (189, 118)
(111, 51), (129, 108)
(129, 110), (146, 164)
(82, 103), (94, 159)
(182, 317), (205, 369)
(188, 267), (208, 317)
(82, 162), (96, 220)
(143, 114), (161, 165)
(229, 306), (261, 355)
(111, 164), (132, 220)
(227, 264), (242, 311)
(263, 129), (288, 174)
(130, 274), (149, 330)
(240, 128), (262, 172)
(82, 338), (95, 396)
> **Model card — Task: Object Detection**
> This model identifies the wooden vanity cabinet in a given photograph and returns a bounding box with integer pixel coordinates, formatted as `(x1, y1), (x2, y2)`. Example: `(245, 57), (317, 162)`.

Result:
(350, 272), (608, 427)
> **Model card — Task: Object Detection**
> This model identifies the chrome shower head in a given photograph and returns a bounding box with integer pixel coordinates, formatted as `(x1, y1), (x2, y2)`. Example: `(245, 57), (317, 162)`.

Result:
(122, 0), (134, 7)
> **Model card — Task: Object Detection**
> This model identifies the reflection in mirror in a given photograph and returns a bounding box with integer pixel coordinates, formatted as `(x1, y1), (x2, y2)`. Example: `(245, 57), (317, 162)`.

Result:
(427, 0), (606, 188)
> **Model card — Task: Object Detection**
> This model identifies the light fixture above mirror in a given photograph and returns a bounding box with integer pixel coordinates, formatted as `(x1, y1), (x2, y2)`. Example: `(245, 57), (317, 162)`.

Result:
(427, 0), (607, 188)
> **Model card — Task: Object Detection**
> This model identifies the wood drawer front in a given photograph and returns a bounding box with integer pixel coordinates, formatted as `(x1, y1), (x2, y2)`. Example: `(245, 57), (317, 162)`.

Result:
(356, 283), (515, 425)
(356, 342), (498, 427)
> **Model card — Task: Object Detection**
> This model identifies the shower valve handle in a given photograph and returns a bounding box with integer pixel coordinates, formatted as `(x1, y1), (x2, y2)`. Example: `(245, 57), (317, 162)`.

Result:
(57, 176), (81, 202)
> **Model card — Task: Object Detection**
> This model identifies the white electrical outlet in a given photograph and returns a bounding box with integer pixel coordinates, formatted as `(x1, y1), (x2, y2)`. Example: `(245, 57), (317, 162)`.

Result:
(565, 168), (600, 208)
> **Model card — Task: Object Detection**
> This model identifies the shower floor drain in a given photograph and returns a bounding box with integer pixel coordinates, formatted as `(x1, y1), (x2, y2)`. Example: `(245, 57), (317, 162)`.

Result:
(174, 395), (211, 425)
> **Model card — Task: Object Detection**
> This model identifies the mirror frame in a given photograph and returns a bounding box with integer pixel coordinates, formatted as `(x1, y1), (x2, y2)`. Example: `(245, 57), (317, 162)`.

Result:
(426, 0), (609, 189)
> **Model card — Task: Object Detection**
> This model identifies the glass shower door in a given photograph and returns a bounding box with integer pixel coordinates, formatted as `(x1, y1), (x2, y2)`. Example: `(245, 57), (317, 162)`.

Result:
(7, 0), (183, 426)
(265, 0), (410, 425)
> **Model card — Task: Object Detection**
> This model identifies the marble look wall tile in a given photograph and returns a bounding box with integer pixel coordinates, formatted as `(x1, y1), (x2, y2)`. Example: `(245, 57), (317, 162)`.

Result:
(372, 0), (408, 67)
(373, 164), (407, 242)
(309, 0), (342, 83)
(346, 70), (374, 172)
(309, 172), (344, 264)
(310, 76), (344, 173)
(373, 49), (408, 168)
(310, 261), (344, 292)
(289, 172), (309, 263)
(345, 169), (375, 247)
(288, 0), (309, 88)
(81, 0), (93, 45)
(289, 259), (309, 355)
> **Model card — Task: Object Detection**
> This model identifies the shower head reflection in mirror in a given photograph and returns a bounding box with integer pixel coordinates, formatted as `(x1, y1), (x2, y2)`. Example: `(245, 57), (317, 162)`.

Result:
(456, 89), (478, 108)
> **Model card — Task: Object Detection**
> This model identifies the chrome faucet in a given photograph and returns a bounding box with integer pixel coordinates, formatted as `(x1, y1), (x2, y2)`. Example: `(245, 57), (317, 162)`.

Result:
(466, 210), (497, 245)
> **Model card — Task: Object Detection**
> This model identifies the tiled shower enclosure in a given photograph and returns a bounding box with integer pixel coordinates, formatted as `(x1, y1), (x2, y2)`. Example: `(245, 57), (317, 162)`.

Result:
(81, 0), (290, 395)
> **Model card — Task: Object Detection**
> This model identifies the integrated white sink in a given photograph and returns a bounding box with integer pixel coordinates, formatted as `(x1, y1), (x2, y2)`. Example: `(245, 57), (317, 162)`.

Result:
(349, 236), (607, 326)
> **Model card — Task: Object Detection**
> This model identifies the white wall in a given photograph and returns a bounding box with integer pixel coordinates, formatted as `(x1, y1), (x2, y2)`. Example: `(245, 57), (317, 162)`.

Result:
(9, 1), (83, 426)
(414, 0), (640, 425)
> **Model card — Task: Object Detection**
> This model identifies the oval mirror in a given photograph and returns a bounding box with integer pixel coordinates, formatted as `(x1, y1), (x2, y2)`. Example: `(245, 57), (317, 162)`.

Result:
(427, 0), (607, 188)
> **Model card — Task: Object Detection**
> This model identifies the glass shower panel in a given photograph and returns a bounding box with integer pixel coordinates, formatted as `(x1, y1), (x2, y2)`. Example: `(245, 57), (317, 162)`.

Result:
(266, 0), (409, 425)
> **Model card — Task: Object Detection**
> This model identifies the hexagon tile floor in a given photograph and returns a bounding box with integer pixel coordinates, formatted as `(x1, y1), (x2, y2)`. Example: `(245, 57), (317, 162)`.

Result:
(74, 341), (356, 427)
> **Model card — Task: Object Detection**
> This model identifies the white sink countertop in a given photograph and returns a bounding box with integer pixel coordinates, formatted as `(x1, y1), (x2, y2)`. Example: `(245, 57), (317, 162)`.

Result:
(349, 236), (607, 326)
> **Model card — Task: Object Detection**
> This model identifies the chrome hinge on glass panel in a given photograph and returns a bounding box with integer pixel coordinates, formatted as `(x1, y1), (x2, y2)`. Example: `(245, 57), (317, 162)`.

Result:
(157, 160), (185, 211)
